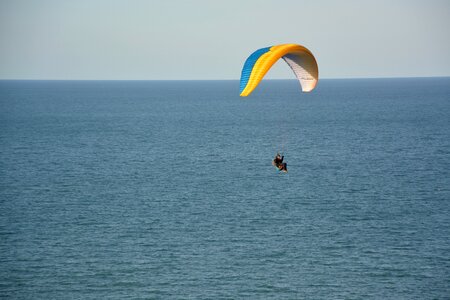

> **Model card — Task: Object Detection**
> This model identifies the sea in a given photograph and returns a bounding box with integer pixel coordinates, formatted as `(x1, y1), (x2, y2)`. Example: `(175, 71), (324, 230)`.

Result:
(1, 78), (449, 299)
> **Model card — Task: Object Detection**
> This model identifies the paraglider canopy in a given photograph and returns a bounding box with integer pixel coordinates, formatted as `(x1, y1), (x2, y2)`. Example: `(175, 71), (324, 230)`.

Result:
(239, 44), (319, 97)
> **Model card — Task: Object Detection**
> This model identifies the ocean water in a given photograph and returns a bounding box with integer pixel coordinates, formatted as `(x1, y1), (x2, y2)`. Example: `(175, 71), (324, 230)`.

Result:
(1, 78), (449, 299)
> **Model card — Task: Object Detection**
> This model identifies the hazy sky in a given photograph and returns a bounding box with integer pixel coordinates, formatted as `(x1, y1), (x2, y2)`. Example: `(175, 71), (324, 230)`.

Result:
(1, 0), (449, 80)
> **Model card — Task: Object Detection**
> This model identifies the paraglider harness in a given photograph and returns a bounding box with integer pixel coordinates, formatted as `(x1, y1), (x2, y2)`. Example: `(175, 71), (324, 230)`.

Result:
(273, 154), (283, 167)
(273, 153), (288, 172)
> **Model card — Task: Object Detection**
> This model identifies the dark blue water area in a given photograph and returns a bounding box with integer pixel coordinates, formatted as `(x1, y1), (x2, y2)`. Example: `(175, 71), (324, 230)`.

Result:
(1, 78), (449, 299)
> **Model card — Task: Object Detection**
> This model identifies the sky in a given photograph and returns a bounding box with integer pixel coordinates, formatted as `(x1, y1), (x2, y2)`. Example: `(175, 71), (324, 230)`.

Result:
(0, 0), (449, 80)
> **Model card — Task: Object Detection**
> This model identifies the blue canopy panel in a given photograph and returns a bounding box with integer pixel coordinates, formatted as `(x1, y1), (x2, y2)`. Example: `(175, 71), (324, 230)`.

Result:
(239, 47), (271, 94)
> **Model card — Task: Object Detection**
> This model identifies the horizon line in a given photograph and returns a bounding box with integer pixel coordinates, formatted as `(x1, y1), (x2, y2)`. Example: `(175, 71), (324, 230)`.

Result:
(0, 75), (449, 81)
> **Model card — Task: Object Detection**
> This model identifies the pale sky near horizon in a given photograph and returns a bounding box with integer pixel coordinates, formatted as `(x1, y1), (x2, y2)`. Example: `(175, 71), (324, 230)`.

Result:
(1, 0), (449, 80)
